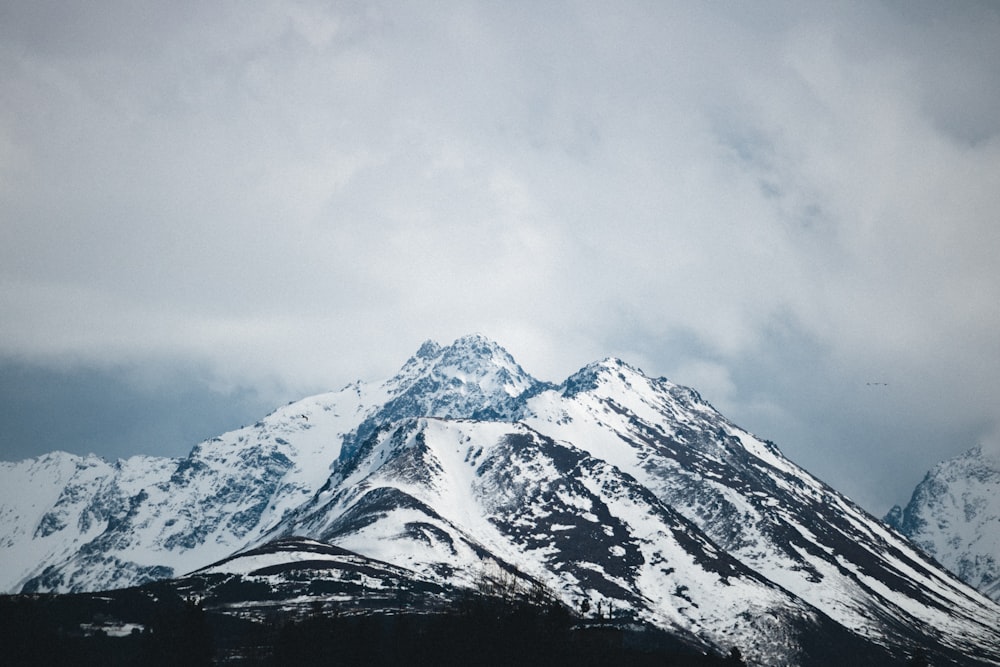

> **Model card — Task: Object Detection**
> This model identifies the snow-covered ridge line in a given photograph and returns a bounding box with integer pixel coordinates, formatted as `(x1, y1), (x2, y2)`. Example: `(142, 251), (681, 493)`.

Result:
(2, 334), (999, 666)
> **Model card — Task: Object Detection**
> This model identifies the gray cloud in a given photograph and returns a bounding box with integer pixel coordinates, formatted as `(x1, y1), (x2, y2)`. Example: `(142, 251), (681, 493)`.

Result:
(0, 358), (279, 462)
(2, 1), (999, 513)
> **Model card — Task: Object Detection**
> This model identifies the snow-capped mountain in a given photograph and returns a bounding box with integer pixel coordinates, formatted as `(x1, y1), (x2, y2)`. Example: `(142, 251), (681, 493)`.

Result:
(0, 451), (179, 592)
(2, 334), (999, 666)
(519, 358), (1000, 662)
(886, 444), (1000, 602)
(0, 336), (535, 594)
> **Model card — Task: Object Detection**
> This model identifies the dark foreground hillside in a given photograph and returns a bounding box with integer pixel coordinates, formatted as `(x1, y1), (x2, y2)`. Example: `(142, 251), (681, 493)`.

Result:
(0, 587), (750, 667)
(271, 604), (739, 667)
(0, 588), (212, 667)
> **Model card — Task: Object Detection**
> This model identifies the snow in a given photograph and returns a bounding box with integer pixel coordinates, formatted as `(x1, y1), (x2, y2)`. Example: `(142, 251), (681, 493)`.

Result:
(200, 547), (367, 576)
(80, 621), (145, 637)
(3, 333), (1000, 666)
(887, 444), (1000, 603)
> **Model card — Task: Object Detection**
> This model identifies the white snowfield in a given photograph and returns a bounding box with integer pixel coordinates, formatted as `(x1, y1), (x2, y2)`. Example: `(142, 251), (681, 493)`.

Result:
(887, 444), (1000, 603)
(2, 334), (999, 666)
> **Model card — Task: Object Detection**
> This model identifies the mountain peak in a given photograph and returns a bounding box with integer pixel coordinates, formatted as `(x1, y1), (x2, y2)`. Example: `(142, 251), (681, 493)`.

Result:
(339, 335), (546, 462)
(414, 339), (442, 360)
(884, 441), (1000, 601)
(967, 442), (1000, 469)
(394, 334), (537, 397)
(439, 334), (524, 375)
(450, 331), (500, 349)
(431, 333), (513, 365)
(560, 356), (647, 397)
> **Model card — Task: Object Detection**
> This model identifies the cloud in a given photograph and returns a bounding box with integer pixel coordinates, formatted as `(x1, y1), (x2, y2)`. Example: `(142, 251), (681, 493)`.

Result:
(978, 424), (1000, 464)
(0, 358), (278, 462)
(1, 1), (999, 512)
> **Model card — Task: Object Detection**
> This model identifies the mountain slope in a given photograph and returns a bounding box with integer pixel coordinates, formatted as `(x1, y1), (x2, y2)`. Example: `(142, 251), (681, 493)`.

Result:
(265, 416), (899, 665)
(0, 335), (537, 594)
(3, 389), (366, 593)
(520, 358), (1000, 661)
(886, 444), (1000, 602)
(2, 334), (999, 665)
(0, 451), (177, 593)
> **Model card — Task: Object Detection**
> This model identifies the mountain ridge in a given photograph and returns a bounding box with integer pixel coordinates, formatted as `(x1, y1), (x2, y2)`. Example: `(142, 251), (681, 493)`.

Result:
(886, 443), (1000, 603)
(2, 334), (999, 665)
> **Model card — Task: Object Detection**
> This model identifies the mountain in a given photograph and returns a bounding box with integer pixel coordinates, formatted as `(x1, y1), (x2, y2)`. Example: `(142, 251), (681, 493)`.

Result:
(886, 444), (1000, 602)
(519, 359), (1000, 662)
(2, 334), (999, 665)
(0, 335), (546, 594)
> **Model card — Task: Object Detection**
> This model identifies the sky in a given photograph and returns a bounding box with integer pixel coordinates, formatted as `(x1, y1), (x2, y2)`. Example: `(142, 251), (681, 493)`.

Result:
(2, 0), (999, 516)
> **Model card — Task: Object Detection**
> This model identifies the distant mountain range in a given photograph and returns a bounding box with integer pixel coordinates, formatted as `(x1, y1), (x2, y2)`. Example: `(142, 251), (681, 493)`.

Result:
(886, 444), (1000, 603)
(2, 334), (998, 666)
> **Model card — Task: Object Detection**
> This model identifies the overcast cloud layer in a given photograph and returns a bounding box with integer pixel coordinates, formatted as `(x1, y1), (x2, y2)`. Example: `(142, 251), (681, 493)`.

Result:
(2, 1), (999, 514)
